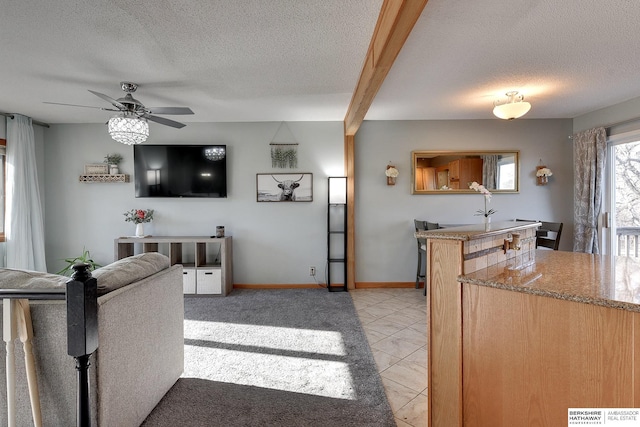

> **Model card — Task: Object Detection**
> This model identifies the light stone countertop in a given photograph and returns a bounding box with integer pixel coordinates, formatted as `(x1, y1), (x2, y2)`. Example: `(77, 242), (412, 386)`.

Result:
(415, 220), (540, 241)
(458, 250), (640, 313)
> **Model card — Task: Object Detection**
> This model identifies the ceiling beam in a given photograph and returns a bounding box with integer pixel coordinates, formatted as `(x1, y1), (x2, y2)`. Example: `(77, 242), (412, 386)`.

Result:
(342, 0), (428, 290)
(344, 0), (428, 136)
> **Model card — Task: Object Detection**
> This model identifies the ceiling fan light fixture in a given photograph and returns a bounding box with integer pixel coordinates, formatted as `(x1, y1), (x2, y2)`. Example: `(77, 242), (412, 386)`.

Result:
(493, 91), (531, 120)
(108, 114), (149, 145)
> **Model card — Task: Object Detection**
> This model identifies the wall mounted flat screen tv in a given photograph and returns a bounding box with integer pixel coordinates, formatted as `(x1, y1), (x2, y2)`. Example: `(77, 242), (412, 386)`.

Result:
(134, 145), (227, 198)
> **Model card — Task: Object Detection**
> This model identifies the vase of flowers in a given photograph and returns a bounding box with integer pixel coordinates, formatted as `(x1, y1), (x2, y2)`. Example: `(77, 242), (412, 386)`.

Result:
(536, 166), (553, 185)
(124, 209), (154, 237)
(469, 181), (496, 223)
(385, 165), (399, 185)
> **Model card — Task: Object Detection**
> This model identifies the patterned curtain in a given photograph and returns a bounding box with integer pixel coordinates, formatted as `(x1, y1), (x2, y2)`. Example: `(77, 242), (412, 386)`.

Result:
(481, 155), (499, 190)
(573, 127), (606, 253)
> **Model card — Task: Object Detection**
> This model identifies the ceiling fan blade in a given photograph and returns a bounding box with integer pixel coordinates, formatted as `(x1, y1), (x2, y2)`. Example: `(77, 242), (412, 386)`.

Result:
(88, 90), (127, 110)
(43, 101), (119, 111)
(145, 107), (194, 115)
(143, 114), (186, 129)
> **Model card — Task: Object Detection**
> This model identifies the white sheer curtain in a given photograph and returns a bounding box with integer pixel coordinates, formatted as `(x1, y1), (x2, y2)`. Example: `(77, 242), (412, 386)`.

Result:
(573, 127), (606, 254)
(5, 114), (47, 271)
(416, 167), (436, 190)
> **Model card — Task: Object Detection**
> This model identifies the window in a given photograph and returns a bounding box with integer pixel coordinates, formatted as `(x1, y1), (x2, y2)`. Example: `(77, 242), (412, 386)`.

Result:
(0, 138), (5, 242)
(605, 130), (640, 256)
(497, 156), (515, 190)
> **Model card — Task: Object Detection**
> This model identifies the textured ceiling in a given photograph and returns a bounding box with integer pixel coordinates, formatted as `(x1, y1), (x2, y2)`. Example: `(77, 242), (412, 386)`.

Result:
(368, 0), (640, 120)
(1, 0), (640, 125)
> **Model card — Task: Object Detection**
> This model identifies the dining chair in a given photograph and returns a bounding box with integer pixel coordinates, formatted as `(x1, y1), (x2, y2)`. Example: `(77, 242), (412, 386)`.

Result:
(414, 220), (440, 293)
(536, 221), (563, 250)
(516, 219), (563, 250)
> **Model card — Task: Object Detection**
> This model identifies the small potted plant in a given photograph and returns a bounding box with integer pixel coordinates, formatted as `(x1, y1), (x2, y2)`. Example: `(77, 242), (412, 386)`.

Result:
(469, 181), (496, 224)
(56, 247), (102, 276)
(104, 153), (124, 175)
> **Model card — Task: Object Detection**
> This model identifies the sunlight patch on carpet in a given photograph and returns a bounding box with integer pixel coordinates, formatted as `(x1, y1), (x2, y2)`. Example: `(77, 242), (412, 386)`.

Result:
(184, 346), (357, 400)
(185, 320), (347, 356)
(183, 319), (356, 400)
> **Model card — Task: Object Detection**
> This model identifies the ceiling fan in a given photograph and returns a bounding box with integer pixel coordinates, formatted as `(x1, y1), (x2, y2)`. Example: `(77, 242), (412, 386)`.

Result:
(45, 82), (194, 144)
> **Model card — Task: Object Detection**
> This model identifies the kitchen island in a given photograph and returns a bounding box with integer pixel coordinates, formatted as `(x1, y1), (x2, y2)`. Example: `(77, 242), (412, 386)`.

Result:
(458, 251), (640, 426)
(416, 221), (640, 426)
(416, 220), (541, 426)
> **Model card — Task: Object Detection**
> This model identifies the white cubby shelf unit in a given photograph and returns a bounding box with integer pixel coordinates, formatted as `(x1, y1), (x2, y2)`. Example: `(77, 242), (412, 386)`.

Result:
(114, 236), (233, 296)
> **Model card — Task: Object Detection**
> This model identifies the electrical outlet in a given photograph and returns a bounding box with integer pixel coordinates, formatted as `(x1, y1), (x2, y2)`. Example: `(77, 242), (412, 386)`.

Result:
(309, 266), (316, 276)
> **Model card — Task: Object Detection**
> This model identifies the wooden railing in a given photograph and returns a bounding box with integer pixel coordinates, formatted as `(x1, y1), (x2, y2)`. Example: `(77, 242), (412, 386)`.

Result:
(617, 227), (640, 257)
(1, 263), (97, 427)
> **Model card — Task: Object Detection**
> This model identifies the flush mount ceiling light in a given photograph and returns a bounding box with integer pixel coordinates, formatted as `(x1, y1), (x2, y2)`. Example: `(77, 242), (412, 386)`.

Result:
(204, 146), (226, 161)
(493, 91), (531, 120)
(108, 113), (149, 145)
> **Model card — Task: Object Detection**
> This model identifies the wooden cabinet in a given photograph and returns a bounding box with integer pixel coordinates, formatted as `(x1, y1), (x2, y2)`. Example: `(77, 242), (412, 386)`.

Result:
(114, 236), (233, 296)
(447, 158), (482, 189)
(420, 222), (540, 426)
(447, 160), (460, 188)
(421, 224), (640, 426)
(435, 165), (449, 189)
(462, 285), (636, 425)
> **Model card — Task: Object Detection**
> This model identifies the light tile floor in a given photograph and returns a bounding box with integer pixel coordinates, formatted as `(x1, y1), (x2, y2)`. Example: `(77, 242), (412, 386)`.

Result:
(350, 288), (427, 427)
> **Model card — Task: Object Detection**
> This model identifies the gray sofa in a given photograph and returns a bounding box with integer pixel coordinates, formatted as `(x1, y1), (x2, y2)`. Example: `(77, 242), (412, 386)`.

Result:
(0, 252), (184, 427)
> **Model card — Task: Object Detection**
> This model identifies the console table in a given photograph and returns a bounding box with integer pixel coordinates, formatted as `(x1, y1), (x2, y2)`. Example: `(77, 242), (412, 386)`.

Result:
(114, 236), (233, 296)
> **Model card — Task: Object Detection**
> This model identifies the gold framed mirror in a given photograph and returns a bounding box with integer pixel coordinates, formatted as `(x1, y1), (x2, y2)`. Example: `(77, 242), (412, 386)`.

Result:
(411, 150), (519, 194)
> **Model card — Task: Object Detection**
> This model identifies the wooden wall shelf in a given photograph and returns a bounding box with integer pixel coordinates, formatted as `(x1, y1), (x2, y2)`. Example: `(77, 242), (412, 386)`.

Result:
(79, 174), (129, 183)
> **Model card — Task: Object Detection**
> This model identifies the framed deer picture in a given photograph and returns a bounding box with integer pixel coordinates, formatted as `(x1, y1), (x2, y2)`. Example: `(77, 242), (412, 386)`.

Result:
(256, 173), (313, 202)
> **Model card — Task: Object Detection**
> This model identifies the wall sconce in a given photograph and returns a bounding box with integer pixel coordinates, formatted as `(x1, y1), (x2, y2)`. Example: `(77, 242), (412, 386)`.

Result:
(536, 160), (552, 185)
(385, 164), (399, 186)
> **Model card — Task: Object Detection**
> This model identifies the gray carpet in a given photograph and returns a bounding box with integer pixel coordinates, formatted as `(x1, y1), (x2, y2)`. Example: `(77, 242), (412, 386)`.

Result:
(142, 289), (395, 427)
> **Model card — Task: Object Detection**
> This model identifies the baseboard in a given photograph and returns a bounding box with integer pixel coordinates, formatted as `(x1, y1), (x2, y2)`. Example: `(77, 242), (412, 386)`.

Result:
(355, 282), (423, 289)
(233, 284), (325, 289)
(233, 282), (423, 290)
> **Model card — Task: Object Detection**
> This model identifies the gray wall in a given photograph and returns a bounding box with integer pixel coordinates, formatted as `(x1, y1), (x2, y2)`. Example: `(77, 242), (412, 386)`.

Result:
(8, 94), (640, 283)
(354, 119), (574, 283)
(573, 95), (640, 133)
(31, 117), (574, 285)
(43, 122), (344, 283)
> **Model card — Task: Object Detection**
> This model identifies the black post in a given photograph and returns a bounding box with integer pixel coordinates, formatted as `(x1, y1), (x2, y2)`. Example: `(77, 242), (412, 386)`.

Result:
(74, 355), (91, 426)
(66, 263), (98, 427)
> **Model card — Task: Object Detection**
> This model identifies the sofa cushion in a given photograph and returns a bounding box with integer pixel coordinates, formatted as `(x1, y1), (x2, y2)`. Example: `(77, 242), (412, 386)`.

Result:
(92, 252), (171, 295)
(0, 268), (68, 289)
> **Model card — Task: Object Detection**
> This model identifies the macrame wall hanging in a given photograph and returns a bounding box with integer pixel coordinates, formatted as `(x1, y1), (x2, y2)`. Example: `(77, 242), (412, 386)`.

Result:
(269, 122), (298, 169)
